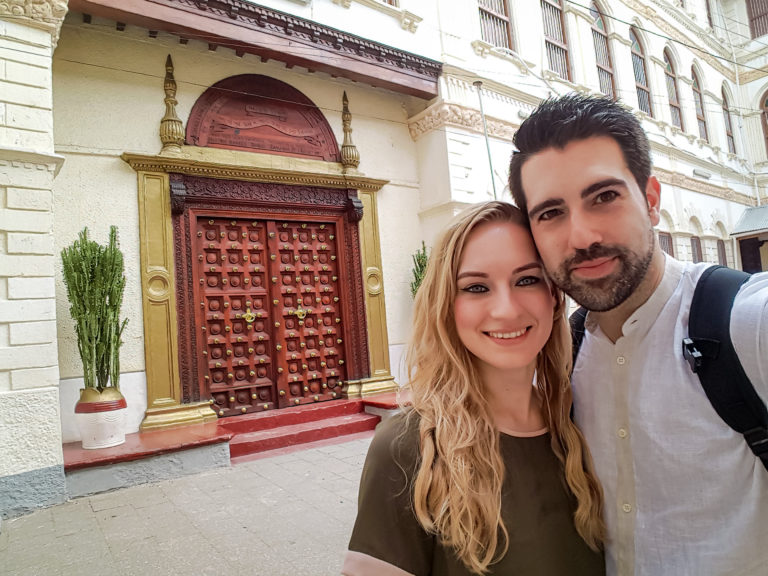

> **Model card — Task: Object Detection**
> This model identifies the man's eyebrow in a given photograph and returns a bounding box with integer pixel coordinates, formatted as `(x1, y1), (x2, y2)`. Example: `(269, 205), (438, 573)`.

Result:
(527, 178), (628, 219)
(580, 178), (626, 199)
(528, 198), (562, 220)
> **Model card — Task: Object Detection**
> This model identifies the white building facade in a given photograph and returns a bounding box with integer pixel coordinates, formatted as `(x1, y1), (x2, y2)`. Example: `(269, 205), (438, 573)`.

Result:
(1, 0), (767, 517)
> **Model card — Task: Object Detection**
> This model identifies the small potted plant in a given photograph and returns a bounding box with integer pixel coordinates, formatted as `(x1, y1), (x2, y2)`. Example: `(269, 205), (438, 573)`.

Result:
(410, 241), (429, 298)
(61, 226), (129, 449)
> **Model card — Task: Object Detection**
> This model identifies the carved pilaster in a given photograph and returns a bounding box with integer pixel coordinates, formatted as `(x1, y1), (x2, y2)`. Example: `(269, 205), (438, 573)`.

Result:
(160, 55), (185, 156)
(340, 91), (360, 172)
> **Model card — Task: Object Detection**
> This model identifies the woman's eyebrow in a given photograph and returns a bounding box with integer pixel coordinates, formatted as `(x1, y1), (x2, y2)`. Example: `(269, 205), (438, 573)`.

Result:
(457, 262), (541, 281)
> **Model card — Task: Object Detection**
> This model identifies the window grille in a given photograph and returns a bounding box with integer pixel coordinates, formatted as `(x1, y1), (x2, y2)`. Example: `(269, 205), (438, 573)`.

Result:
(590, 3), (614, 99)
(717, 239), (727, 266)
(630, 29), (652, 116)
(542, 0), (570, 80)
(722, 88), (736, 154)
(659, 232), (675, 257)
(691, 236), (703, 263)
(692, 70), (708, 141)
(664, 50), (683, 129)
(747, 0), (768, 38)
(479, 0), (514, 50)
(762, 92), (768, 156)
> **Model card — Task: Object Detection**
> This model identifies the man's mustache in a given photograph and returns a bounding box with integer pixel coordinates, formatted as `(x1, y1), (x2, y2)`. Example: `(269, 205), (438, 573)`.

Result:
(564, 244), (625, 270)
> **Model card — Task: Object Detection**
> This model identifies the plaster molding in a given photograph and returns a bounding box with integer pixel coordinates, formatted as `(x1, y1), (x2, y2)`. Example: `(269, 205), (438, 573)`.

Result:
(0, 0), (68, 23)
(122, 148), (388, 192)
(0, 147), (65, 175)
(564, 1), (592, 21)
(654, 165), (756, 206)
(609, 32), (632, 47)
(407, 101), (518, 142)
(331, 0), (421, 32)
(0, 0), (69, 44)
(738, 68), (768, 85)
(470, 40), (537, 75)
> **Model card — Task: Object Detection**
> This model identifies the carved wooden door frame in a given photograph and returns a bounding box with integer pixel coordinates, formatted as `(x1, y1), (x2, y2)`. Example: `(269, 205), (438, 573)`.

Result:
(124, 149), (396, 430)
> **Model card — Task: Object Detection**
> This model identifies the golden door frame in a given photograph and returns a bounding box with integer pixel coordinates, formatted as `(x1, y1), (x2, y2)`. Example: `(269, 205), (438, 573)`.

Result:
(123, 146), (397, 430)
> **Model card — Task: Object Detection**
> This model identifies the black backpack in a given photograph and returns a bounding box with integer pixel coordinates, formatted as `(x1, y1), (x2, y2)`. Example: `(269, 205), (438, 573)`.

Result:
(570, 265), (768, 471)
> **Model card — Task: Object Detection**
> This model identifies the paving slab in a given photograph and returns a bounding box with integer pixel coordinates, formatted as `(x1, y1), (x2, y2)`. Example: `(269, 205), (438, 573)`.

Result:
(2, 432), (374, 576)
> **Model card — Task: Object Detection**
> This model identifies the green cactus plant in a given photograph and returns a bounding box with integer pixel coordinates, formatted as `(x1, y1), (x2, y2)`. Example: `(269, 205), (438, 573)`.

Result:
(61, 226), (128, 392)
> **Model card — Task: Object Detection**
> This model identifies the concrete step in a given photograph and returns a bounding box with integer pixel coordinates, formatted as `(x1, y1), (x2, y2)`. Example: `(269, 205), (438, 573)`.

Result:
(218, 398), (365, 435)
(228, 412), (380, 459)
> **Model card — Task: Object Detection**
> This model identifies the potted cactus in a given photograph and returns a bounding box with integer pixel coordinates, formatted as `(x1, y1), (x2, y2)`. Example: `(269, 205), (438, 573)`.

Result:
(61, 226), (129, 449)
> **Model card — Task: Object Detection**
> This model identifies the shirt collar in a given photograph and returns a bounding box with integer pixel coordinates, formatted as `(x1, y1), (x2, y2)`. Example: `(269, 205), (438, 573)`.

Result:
(583, 254), (683, 339)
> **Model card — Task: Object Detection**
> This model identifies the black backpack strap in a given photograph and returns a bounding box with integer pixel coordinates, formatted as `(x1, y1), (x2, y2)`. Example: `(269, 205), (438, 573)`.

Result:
(684, 265), (768, 471)
(568, 306), (588, 421)
(569, 306), (588, 368)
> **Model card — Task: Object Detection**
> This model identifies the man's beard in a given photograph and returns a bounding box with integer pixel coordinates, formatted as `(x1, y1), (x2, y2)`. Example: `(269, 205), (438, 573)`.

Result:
(549, 230), (655, 312)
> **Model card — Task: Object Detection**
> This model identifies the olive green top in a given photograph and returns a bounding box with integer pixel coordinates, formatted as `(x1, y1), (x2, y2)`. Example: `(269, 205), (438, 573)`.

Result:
(345, 410), (605, 576)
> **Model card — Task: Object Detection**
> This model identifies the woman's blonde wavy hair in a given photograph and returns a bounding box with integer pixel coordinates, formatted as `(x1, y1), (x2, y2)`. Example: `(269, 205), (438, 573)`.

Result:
(405, 201), (605, 574)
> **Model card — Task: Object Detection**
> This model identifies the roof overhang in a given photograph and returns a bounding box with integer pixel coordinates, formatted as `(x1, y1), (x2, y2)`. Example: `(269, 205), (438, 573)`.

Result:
(731, 204), (768, 238)
(67, 0), (441, 100)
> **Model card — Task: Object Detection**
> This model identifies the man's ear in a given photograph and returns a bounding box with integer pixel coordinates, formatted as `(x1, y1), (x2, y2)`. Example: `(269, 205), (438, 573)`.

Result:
(645, 176), (661, 226)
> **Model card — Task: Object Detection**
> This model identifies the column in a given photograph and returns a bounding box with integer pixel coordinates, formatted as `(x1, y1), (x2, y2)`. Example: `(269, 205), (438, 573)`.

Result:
(0, 0), (68, 518)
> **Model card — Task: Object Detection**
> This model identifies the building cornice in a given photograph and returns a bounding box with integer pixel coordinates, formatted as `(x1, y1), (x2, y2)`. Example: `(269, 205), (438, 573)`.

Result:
(67, 0), (440, 99)
(654, 165), (756, 206)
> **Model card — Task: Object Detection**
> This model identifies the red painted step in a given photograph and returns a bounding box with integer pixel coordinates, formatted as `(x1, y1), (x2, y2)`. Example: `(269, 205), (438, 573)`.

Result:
(228, 412), (380, 458)
(218, 399), (365, 435)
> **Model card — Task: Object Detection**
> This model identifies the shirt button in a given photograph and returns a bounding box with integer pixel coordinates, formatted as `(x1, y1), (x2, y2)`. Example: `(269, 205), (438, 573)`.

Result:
(618, 428), (628, 438)
(616, 356), (626, 365)
(622, 503), (632, 513)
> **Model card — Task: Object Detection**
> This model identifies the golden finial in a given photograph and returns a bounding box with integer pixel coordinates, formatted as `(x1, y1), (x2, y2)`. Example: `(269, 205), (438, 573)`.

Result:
(340, 91), (360, 172)
(160, 55), (184, 156)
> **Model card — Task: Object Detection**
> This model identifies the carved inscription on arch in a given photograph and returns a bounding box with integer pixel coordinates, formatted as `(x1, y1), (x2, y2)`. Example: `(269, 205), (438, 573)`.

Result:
(186, 75), (340, 162)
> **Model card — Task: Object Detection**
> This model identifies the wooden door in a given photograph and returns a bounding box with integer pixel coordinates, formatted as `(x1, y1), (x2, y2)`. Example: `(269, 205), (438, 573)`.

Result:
(192, 214), (346, 416)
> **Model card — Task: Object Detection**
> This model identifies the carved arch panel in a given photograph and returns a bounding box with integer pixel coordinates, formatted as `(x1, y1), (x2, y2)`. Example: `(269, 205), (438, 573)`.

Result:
(186, 74), (341, 162)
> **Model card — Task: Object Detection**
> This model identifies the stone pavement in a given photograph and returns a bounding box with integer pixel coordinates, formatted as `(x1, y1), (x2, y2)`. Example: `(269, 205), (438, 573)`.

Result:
(0, 432), (374, 576)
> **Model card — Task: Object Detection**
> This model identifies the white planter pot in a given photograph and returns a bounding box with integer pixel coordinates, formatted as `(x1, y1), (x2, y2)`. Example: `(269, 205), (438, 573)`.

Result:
(74, 387), (127, 449)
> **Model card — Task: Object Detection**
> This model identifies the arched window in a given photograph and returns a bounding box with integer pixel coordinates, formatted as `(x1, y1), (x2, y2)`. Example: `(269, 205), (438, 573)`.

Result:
(479, 0), (514, 50)
(691, 236), (703, 263)
(717, 239), (727, 266)
(747, 0), (768, 38)
(630, 29), (653, 116)
(692, 68), (708, 141)
(722, 87), (736, 154)
(762, 90), (768, 157)
(664, 50), (683, 129)
(659, 232), (675, 257)
(590, 2), (614, 99)
(542, 0), (571, 81)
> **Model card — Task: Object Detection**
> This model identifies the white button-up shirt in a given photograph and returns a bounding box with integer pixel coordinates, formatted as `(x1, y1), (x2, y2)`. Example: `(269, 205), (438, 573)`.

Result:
(573, 256), (768, 576)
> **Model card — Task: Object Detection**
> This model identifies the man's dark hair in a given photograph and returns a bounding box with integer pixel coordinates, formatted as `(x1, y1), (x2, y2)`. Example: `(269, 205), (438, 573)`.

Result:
(509, 93), (652, 217)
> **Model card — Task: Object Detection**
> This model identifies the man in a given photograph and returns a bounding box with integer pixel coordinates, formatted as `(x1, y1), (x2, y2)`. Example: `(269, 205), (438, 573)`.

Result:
(508, 93), (768, 576)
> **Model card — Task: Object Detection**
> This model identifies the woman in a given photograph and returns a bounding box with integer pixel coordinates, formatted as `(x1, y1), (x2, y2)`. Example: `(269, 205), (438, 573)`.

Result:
(342, 201), (605, 576)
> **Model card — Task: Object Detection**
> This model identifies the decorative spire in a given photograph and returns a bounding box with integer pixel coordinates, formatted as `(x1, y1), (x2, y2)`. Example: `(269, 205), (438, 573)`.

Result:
(340, 91), (360, 172)
(160, 55), (184, 156)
